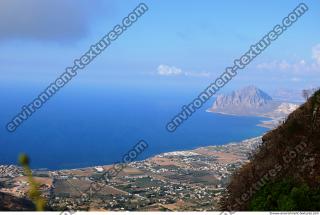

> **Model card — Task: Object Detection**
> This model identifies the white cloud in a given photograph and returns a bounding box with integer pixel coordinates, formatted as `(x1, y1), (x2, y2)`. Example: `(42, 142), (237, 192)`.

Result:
(256, 44), (320, 73)
(256, 59), (318, 74)
(157, 64), (182, 76)
(156, 64), (211, 78)
(256, 44), (320, 74)
(312, 44), (320, 65)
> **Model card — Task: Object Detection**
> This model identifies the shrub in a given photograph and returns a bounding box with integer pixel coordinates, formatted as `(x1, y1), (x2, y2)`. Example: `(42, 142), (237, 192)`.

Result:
(249, 179), (320, 210)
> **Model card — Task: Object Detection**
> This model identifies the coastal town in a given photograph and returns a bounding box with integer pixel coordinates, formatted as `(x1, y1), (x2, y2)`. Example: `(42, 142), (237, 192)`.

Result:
(0, 137), (262, 211)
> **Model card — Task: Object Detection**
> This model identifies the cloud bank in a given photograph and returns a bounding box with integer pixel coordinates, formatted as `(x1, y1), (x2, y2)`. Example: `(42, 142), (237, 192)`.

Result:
(256, 44), (320, 74)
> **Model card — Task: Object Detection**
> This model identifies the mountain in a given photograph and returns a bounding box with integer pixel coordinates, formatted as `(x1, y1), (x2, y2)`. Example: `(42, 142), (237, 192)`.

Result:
(208, 86), (300, 126)
(212, 85), (273, 108)
(209, 86), (277, 116)
(220, 89), (320, 211)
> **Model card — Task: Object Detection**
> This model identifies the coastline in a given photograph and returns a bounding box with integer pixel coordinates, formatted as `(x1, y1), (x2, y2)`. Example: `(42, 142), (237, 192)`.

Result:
(206, 109), (278, 129)
(0, 136), (264, 211)
(60, 136), (263, 172)
(1, 135), (264, 172)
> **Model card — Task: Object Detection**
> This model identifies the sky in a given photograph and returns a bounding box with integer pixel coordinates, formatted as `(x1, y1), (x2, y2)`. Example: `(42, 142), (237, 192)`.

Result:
(0, 0), (319, 93)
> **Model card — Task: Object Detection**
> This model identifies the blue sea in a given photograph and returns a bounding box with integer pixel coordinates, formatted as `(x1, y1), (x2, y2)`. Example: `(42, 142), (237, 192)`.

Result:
(0, 82), (268, 170)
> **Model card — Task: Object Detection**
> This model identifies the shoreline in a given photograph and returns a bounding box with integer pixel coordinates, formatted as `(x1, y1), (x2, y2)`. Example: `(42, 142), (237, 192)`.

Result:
(206, 109), (281, 129)
(42, 135), (265, 172)
(1, 135), (265, 172)
(0, 136), (264, 211)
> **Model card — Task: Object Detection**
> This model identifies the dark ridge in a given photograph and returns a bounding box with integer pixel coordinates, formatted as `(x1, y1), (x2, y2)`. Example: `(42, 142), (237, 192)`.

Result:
(220, 89), (320, 211)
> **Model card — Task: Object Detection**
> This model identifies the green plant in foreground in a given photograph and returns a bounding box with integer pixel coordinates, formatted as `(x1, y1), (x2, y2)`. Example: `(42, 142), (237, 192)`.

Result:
(249, 179), (320, 211)
(18, 153), (46, 211)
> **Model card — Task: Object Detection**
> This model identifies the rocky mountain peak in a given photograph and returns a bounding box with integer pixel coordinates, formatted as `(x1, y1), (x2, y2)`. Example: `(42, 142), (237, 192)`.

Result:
(210, 86), (273, 113)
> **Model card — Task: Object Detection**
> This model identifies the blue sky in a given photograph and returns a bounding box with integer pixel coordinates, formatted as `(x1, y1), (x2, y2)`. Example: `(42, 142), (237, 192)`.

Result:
(0, 0), (319, 92)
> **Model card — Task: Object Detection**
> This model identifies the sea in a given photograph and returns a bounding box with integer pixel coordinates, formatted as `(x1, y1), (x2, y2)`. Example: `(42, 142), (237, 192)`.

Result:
(0, 81), (269, 170)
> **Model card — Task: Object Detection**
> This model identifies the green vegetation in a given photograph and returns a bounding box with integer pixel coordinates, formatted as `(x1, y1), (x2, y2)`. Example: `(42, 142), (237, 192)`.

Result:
(249, 179), (320, 210)
(18, 154), (46, 211)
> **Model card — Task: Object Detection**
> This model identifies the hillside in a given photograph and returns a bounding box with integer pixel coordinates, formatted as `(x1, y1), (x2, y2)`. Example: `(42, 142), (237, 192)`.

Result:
(220, 89), (320, 211)
(0, 192), (35, 211)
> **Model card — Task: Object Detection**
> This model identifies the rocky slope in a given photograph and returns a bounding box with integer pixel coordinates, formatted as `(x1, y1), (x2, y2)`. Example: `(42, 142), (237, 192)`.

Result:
(220, 89), (320, 210)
